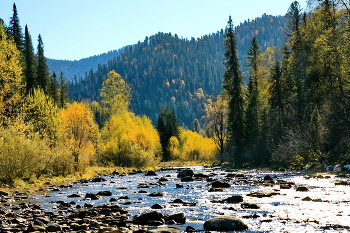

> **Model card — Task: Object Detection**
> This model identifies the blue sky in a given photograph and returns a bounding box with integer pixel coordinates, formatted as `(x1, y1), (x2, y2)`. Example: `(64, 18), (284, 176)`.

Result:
(1, 0), (307, 61)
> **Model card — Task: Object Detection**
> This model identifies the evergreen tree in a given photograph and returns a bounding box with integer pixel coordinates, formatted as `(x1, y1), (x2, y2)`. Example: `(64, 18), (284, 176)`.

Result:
(157, 107), (180, 161)
(245, 37), (261, 143)
(36, 34), (51, 94)
(58, 71), (69, 108)
(50, 71), (59, 104)
(223, 16), (245, 164)
(23, 25), (37, 93)
(7, 3), (24, 51)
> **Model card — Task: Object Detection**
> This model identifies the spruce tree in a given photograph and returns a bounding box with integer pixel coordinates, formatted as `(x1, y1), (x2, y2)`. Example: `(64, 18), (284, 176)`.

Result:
(223, 16), (245, 164)
(58, 71), (69, 108)
(36, 34), (51, 94)
(8, 3), (24, 51)
(245, 37), (261, 144)
(24, 25), (37, 93)
(157, 107), (180, 161)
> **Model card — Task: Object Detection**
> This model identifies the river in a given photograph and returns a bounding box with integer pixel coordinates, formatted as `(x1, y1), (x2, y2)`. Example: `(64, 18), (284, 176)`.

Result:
(11, 166), (350, 232)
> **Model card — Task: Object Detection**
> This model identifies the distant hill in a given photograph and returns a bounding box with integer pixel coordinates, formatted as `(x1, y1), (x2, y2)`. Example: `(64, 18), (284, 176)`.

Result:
(47, 49), (123, 81)
(52, 14), (288, 128)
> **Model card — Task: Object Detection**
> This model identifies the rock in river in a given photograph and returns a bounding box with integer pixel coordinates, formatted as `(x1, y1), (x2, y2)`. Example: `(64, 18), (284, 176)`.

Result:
(211, 180), (231, 188)
(177, 168), (194, 178)
(204, 216), (248, 231)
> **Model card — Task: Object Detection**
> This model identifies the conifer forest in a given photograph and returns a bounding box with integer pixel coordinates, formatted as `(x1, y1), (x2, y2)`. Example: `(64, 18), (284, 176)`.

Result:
(1, 0), (350, 185)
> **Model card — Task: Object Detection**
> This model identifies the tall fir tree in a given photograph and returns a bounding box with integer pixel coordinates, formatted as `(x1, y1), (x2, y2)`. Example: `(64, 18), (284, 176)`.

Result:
(7, 3), (24, 51)
(223, 16), (245, 164)
(157, 107), (180, 161)
(23, 25), (37, 93)
(58, 71), (69, 108)
(245, 37), (261, 144)
(36, 34), (51, 94)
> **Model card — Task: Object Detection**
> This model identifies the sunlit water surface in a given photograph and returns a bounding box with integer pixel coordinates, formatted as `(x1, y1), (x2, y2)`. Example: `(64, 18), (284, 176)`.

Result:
(28, 167), (350, 232)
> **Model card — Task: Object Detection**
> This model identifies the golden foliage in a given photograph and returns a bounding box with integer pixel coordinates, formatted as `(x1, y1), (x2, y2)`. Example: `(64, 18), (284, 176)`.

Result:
(58, 102), (98, 170)
(99, 112), (161, 168)
(0, 23), (24, 123)
(179, 129), (217, 162)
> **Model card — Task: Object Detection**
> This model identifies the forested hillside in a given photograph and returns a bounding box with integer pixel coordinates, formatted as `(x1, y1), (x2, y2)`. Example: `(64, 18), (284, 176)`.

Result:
(47, 49), (123, 81)
(69, 14), (288, 128)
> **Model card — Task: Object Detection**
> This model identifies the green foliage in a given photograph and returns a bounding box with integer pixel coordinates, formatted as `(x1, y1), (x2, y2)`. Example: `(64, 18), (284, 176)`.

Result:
(157, 107), (180, 161)
(223, 16), (245, 164)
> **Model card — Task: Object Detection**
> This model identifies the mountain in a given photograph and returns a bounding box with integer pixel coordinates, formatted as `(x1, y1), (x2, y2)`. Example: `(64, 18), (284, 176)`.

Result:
(53, 14), (288, 129)
(47, 49), (123, 81)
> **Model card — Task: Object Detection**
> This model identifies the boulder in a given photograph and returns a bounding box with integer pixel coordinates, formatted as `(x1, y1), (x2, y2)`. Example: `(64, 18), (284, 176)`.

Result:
(263, 174), (274, 181)
(181, 176), (194, 182)
(247, 190), (280, 198)
(97, 190), (113, 196)
(90, 177), (107, 182)
(68, 192), (82, 198)
(211, 180), (231, 188)
(224, 195), (243, 203)
(241, 203), (260, 209)
(145, 171), (158, 176)
(0, 191), (9, 196)
(165, 213), (186, 224)
(46, 223), (62, 232)
(296, 186), (309, 192)
(177, 169), (194, 178)
(204, 216), (248, 231)
(151, 204), (163, 209)
(84, 193), (100, 200)
(133, 211), (165, 225)
(148, 227), (181, 233)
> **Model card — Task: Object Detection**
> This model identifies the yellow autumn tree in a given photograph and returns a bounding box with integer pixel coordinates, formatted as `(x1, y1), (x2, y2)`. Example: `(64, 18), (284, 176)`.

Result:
(58, 102), (98, 171)
(0, 23), (24, 124)
(99, 112), (161, 168)
(179, 129), (217, 162)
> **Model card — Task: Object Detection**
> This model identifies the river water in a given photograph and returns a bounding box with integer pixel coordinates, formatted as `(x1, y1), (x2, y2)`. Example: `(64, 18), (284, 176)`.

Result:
(28, 166), (350, 232)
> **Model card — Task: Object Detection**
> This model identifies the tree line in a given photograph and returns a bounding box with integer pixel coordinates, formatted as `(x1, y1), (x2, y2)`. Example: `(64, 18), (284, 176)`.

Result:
(218, 0), (350, 170)
(0, 4), (217, 185)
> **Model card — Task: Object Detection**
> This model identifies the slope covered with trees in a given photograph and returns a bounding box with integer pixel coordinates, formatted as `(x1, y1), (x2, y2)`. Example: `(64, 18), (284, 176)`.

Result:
(218, 0), (350, 170)
(69, 14), (288, 128)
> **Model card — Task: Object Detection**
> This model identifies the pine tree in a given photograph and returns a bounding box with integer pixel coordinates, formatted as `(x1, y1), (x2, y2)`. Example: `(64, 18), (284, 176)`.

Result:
(157, 107), (180, 161)
(58, 71), (69, 108)
(245, 37), (261, 143)
(7, 3), (24, 51)
(223, 16), (245, 164)
(23, 25), (37, 93)
(36, 34), (51, 94)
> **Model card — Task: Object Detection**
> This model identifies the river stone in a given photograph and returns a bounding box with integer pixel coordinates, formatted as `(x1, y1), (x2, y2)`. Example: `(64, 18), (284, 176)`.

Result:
(133, 211), (165, 225)
(85, 193), (100, 200)
(145, 171), (158, 176)
(181, 176), (194, 182)
(177, 169), (194, 178)
(264, 174), (274, 181)
(225, 195), (243, 203)
(211, 180), (231, 188)
(165, 213), (186, 224)
(148, 227), (181, 233)
(97, 190), (113, 196)
(0, 191), (9, 196)
(46, 223), (62, 232)
(247, 190), (280, 198)
(91, 177), (107, 182)
(204, 216), (248, 231)
(296, 186), (309, 191)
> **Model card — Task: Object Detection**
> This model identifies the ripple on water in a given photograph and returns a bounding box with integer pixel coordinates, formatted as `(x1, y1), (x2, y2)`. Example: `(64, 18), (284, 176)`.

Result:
(26, 167), (350, 232)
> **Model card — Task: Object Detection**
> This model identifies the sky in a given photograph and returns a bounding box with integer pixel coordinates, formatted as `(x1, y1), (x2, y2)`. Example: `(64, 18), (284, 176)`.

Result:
(1, 0), (307, 61)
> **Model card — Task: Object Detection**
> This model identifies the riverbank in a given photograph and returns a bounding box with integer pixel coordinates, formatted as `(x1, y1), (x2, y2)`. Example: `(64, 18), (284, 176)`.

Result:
(0, 161), (210, 196)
